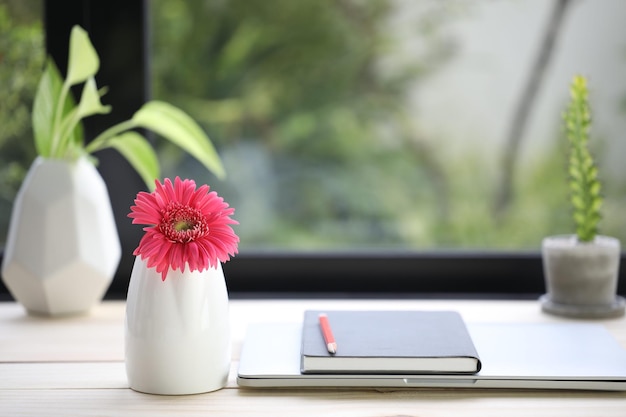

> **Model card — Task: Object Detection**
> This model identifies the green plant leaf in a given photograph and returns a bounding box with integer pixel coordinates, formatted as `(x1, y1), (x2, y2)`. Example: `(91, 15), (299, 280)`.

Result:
(571, 195), (584, 210)
(591, 197), (603, 212)
(32, 59), (84, 157)
(132, 100), (226, 179)
(568, 180), (581, 194)
(573, 212), (586, 225)
(108, 132), (160, 190)
(77, 78), (111, 118)
(568, 165), (581, 180)
(32, 59), (63, 156)
(65, 25), (99, 86)
(589, 180), (601, 196)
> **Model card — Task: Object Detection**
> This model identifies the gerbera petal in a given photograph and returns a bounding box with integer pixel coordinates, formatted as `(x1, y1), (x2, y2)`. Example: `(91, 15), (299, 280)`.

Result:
(190, 184), (211, 209)
(128, 177), (239, 280)
(186, 242), (203, 270)
(159, 178), (177, 205)
(178, 177), (197, 205)
(169, 243), (187, 273)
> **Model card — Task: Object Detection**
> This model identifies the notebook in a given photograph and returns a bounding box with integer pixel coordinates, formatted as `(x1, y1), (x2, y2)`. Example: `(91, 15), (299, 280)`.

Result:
(237, 321), (626, 391)
(301, 310), (481, 374)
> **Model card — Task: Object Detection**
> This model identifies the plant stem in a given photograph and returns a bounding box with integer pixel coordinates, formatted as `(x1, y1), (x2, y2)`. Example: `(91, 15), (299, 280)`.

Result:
(49, 82), (71, 157)
(566, 76), (598, 242)
(84, 119), (137, 154)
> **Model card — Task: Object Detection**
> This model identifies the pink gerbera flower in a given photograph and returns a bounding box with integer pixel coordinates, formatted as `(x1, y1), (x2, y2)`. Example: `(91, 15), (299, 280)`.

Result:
(128, 177), (239, 281)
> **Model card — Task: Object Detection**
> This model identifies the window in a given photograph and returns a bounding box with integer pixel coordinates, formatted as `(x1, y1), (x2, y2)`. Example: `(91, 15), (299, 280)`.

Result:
(151, 0), (626, 253)
(2, 0), (625, 299)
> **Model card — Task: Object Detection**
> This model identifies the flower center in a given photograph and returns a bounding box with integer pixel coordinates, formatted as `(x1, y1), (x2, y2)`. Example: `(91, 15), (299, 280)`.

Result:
(174, 220), (192, 232)
(160, 202), (209, 243)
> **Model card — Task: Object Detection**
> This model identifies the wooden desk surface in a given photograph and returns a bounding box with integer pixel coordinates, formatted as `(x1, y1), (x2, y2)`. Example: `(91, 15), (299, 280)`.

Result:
(1, 299), (625, 416)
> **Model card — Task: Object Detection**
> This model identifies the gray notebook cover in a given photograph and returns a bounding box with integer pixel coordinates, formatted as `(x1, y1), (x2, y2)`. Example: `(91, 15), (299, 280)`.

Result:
(301, 310), (481, 374)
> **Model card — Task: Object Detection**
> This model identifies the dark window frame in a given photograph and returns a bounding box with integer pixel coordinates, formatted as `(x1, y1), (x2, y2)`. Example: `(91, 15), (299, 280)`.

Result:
(2, 0), (622, 300)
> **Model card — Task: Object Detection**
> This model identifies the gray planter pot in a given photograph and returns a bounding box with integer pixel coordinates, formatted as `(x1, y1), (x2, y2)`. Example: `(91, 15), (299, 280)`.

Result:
(540, 235), (624, 318)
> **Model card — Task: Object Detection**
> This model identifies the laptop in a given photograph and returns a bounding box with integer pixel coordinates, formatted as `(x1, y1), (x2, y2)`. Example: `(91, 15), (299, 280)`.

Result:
(237, 321), (626, 391)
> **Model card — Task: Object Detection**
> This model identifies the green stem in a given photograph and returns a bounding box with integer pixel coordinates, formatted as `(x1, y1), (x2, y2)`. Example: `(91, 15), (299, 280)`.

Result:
(55, 109), (82, 158)
(49, 81), (71, 157)
(84, 119), (138, 153)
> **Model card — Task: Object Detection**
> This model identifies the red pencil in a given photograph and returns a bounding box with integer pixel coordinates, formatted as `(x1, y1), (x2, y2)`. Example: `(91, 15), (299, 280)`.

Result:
(318, 313), (337, 354)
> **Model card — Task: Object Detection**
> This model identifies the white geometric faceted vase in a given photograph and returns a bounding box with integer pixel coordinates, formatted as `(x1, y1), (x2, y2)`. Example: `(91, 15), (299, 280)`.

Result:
(125, 256), (231, 395)
(1, 156), (121, 316)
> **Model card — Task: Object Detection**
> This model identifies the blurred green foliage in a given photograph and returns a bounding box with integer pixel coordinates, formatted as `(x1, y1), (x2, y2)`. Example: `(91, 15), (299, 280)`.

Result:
(150, 0), (587, 250)
(151, 0), (461, 248)
(2, 0), (624, 250)
(0, 1), (43, 245)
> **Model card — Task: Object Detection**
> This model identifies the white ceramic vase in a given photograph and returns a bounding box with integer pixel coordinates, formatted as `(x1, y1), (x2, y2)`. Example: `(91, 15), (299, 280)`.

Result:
(1, 156), (121, 316)
(125, 256), (231, 395)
